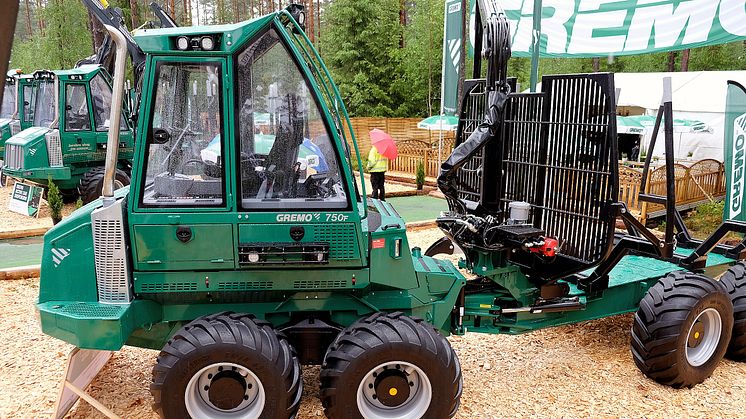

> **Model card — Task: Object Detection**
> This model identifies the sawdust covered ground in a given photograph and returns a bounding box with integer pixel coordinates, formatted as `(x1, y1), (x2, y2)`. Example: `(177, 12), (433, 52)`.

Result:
(0, 181), (76, 233)
(1, 228), (745, 418)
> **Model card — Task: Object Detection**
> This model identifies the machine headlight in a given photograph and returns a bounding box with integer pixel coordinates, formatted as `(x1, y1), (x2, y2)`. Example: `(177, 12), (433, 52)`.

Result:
(176, 36), (190, 51)
(297, 11), (306, 25)
(200, 36), (215, 51)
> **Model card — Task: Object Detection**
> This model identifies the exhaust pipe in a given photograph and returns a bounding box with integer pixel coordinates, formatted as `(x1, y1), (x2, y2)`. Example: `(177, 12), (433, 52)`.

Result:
(101, 24), (128, 201)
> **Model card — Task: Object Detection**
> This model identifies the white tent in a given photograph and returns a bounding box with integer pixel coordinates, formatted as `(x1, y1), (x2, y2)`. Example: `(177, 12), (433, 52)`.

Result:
(615, 71), (746, 161)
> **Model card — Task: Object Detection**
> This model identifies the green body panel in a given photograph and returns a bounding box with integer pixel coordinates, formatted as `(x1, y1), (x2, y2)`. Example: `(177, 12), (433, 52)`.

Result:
(3, 66), (134, 189)
(37, 9), (737, 360)
(134, 224), (235, 270)
(0, 119), (10, 156)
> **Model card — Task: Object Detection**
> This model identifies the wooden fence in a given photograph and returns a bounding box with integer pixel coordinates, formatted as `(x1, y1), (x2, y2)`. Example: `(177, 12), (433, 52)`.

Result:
(620, 159), (726, 222)
(343, 117), (455, 175)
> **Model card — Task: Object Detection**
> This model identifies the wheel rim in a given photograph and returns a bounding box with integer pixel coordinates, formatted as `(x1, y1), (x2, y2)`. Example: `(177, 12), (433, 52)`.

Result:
(356, 361), (432, 419)
(685, 308), (722, 367)
(185, 362), (265, 418)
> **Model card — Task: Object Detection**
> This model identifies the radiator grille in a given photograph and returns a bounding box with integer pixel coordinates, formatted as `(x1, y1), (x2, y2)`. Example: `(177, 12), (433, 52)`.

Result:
(293, 279), (347, 289)
(312, 224), (357, 260)
(140, 282), (198, 292)
(218, 281), (272, 290)
(45, 130), (63, 167)
(5, 144), (23, 170)
(91, 200), (132, 303)
(9, 120), (20, 136)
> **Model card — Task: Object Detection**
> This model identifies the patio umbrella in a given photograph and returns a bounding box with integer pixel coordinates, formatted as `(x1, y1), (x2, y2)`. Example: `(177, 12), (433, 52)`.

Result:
(369, 128), (398, 160)
(417, 114), (458, 131)
(616, 115), (645, 134)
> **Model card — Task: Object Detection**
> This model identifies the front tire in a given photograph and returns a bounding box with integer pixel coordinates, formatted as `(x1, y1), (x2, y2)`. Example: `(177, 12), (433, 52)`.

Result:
(320, 312), (462, 418)
(631, 271), (733, 388)
(719, 262), (746, 360)
(77, 166), (130, 204)
(150, 312), (302, 419)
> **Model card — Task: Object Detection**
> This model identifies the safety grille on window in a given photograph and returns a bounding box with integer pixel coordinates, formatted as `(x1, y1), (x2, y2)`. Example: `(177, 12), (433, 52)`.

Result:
(45, 130), (63, 167)
(9, 120), (20, 136)
(4, 144), (23, 170)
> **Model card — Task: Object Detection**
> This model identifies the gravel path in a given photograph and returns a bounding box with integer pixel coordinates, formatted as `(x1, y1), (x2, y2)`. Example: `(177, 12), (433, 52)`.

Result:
(1, 228), (744, 418)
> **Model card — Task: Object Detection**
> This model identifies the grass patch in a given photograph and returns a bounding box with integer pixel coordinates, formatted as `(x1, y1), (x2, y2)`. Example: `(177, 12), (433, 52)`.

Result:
(656, 200), (741, 242)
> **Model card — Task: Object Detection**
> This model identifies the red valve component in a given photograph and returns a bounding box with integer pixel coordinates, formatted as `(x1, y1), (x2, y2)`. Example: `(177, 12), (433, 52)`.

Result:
(526, 237), (558, 257)
(542, 238), (558, 257)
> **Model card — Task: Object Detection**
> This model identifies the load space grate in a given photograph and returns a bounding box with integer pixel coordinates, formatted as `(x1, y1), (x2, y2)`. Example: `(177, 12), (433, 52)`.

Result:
(500, 74), (617, 264)
(455, 80), (487, 204)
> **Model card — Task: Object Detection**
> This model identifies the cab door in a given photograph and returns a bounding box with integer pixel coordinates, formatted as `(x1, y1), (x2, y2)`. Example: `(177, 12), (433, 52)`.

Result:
(232, 27), (364, 270)
(61, 82), (97, 157)
(128, 58), (235, 274)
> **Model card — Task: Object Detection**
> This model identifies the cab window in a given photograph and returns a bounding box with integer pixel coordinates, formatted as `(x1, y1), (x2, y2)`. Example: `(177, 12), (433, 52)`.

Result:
(235, 28), (347, 210)
(64, 84), (91, 131)
(22, 84), (34, 122)
(33, 81), (55, 128)
(140, 62), (224, 207)
(89, 74), (128, 131)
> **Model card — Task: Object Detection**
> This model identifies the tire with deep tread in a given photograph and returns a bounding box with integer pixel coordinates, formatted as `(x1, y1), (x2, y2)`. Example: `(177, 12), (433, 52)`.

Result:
(631, 271), (733, 388)
(150, 312), (302, 419)
(320, 312), (462, 418)
(77, 166), (130, 204)
(719, 261), (746, 360)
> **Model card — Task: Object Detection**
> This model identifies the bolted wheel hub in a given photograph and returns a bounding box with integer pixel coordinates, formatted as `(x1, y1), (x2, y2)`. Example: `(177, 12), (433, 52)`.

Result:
(185, 362), (264, 417)
(208, 370), (248, 410)
(374, 369), (410, 407)
(687, 321), (705, 349)
(685, 308), (722, 367)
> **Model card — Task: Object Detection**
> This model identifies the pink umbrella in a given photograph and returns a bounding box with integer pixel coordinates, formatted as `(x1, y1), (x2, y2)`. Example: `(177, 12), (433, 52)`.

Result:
(369, 128), (398, 160)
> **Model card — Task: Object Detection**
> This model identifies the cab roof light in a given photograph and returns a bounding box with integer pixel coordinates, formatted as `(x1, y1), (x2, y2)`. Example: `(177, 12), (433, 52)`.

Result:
(173, 35), (218, 51)
(32, 70), (55, 80)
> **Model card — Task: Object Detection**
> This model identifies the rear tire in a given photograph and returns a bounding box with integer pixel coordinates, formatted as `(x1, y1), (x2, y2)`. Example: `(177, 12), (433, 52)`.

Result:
(719, 262), (746, 360)
(150, 312), (302, 419)
(320, 312), (462, 418)
(631, 271), (733, 388)
(77, 166), (130, 204)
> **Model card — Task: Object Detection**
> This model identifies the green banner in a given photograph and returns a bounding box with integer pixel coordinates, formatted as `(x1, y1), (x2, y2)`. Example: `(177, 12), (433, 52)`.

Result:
(469, 0), (746, 58)
(441, 0), (463, 116)
(724, 81), (746, 221)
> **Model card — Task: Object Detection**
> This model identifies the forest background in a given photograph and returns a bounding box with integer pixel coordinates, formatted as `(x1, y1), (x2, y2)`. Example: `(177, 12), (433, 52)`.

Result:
(9, 0), (746, 118)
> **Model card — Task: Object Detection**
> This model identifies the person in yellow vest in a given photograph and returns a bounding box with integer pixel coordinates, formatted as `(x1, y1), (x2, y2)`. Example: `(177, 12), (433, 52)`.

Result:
(367, 145), (389, 200)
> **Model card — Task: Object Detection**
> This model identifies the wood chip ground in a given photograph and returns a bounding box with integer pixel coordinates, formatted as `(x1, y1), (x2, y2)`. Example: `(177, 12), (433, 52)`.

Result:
(2, 229), (745, 418)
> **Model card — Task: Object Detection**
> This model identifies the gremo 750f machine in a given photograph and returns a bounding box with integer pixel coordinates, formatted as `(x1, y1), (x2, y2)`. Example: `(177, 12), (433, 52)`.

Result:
(36, 2), (746, 418)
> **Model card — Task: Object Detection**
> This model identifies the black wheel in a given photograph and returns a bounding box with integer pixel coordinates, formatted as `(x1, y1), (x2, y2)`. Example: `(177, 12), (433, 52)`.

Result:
(60, 188), (78, 203)
(77, 166), (130, 204)
(150, 312), (302, 419)
(719, 262), (746, 360)
(631, 271), (733, 388)
(320, 312), (462, 418)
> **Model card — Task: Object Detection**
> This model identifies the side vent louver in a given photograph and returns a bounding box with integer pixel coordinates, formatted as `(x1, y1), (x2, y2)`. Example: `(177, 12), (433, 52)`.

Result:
(91, 199), (132, 303)
(45, 129), (63, 167)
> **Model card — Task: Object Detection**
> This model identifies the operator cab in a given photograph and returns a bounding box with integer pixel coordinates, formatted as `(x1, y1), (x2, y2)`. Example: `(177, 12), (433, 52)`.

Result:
(128, 9), (369, 276)
(139, 28), (347, 208)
